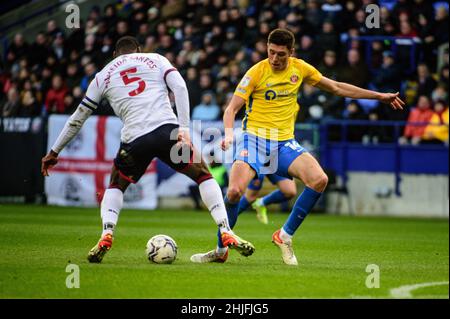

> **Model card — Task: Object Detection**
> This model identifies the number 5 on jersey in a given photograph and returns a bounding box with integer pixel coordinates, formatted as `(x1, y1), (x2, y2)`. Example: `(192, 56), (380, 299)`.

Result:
(120, 67), (146, 96)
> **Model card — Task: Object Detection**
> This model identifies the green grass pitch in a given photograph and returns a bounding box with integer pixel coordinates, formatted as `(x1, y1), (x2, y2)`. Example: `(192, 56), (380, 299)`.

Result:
(0, 204), (448, 299)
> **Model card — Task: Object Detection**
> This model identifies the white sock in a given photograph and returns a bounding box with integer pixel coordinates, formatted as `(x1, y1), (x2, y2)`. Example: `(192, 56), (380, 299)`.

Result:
(101, 188), (123, 236)
(280, 227), (293, 242)
(198, 178), (232, 234)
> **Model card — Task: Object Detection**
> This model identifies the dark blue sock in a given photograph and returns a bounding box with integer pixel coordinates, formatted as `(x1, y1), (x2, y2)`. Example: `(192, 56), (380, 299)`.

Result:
(237, 196), (251, 215)
(282, 186), (322, 235)
(217, 196), (240, 248)
(262, 190), (289, 206)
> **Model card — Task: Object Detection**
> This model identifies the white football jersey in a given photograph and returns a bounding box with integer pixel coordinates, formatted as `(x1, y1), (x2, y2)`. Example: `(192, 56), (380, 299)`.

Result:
(81, 53), (180, 143)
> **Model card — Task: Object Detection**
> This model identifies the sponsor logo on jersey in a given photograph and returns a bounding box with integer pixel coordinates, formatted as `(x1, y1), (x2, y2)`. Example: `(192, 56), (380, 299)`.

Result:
(265, 90), (277, 100)
(237, 87), (247, 94)
(278, 90), (290, 96)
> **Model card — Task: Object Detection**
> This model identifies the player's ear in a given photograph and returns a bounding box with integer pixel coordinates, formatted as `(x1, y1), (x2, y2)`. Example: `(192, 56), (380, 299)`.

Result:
(113, 50), (116, 58)
(137, 46), (142, 53)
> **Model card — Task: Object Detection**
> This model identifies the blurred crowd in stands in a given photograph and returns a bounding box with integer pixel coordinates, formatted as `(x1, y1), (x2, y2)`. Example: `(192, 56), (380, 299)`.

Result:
(0, 0), (448, 144)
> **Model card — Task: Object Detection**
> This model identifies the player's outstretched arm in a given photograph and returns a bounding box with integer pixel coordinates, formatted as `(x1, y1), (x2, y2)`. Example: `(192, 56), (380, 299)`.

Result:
(41, 105), (93, 176)
(222, 95), (246, 151)
(314, 76), (405, 110)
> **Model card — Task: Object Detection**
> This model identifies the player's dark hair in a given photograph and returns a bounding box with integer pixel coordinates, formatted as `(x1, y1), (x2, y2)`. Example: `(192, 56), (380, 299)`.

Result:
(115, 36), (140, 55)
(268, 29), (295, 50)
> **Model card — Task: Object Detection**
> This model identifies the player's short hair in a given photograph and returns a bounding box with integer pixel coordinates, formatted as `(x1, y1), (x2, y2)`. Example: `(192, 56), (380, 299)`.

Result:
(115, 36), (140, 55)
(268, 29), (295, 50)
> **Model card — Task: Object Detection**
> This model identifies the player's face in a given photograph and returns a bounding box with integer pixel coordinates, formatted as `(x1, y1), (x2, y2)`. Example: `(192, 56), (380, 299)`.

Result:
(267, 43), (292, 71)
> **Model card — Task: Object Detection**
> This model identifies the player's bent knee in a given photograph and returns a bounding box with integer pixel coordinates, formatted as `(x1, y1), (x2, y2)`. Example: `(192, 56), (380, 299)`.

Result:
(195, 172), (213, 185)
(227, 187), (243, 203)
(182, 162), (213, 185)
(108, 184), (126, 192)
(312, 174), (328, 192)
(283, 189), (297, 199)
(109, 171), (130, 193)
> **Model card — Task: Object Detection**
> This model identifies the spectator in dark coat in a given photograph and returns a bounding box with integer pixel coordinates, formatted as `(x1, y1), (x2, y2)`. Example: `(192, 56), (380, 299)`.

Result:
(242, 17), (259, 47)
(315, 21), (340, 56)
(6, 33), (29, 66)
(344, 100), (368, 142)
(338, 49), (370, 89)
(19, 80), (40, 116)
(297, 35), (318, 65)
(185, 67), (202, 111)
(373, 51), (402, 93)
(318, 50), (339, 80)
(434, 6), (449, 46)
(2, 87), (22, 117)
(416, 63), (437, 97)
(28, 32), (51, 69)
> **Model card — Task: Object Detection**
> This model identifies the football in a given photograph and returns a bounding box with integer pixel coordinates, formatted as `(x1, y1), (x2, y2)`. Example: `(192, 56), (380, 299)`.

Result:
(146, 234), (178, 264)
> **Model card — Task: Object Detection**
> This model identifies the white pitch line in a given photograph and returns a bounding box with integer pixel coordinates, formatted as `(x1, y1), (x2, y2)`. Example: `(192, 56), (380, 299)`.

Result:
(390, 281), (449, 298)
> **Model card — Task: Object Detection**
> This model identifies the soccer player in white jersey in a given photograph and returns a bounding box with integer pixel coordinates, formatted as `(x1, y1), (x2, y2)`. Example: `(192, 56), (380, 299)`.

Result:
(41, 36), (255, 263)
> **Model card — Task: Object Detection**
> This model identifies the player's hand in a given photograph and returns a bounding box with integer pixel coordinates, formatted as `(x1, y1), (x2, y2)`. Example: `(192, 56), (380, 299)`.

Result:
(41, 150), (59, 177)
(221, 135), (233, 151)
(379, 92), (405, 110)
(177, 128), (191, 148)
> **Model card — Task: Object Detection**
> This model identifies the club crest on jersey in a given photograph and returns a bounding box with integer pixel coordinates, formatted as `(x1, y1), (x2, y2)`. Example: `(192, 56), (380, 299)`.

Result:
(239, 76), (251, 88)
(240, 149), (249, 157)
(290, 74), (299, 83)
